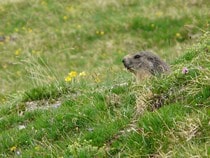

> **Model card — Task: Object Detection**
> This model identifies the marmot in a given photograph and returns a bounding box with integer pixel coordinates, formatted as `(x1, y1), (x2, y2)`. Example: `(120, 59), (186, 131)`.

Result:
(122, 51), (170, 80)
(105, 52), (170, 151)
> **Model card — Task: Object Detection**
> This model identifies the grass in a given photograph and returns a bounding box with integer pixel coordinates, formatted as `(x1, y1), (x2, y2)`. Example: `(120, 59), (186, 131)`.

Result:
(0, 0), (209, 157)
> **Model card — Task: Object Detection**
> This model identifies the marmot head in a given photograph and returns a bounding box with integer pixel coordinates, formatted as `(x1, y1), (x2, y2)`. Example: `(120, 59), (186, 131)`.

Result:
(122, 51), (170, 80)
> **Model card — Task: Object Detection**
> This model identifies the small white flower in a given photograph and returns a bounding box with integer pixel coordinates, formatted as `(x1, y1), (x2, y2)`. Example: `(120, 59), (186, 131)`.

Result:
(16, 150), (21, 155)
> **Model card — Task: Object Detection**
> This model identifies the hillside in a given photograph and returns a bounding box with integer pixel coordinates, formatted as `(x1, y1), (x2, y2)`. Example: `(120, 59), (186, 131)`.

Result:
(0, 0), (209, 157)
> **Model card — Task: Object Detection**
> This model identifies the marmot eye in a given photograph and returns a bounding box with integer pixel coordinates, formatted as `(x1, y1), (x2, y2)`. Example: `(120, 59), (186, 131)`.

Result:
(134, 55), (141, 59)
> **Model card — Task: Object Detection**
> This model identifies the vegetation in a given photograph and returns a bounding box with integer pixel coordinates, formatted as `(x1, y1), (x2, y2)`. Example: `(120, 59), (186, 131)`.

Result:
(0, 0), (209, 157)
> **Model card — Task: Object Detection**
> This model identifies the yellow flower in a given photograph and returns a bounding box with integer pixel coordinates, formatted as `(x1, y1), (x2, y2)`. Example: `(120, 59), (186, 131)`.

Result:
(1, 98), (5, 103)
(2, 64), (7, 69)
(63, 16), (68, 20)
(77, 25), (81, 29)
(41, 1), (47, 5)
(155, 11), (163, 17)
(68, 71), (77, 78)
(10, 146), (17, 152)
(79, 71), (86, 77)
(14, 28), (19, 32)
(65, 71), (78, 82)
(100, 31), (104, 35)
(0, 6), (5, 12)
(15, 49), (21, 56)
(35, 146), (40, 151)
(176, 33), (181, 38)
(22, 27), (26, 30)
(16, 71), (21, 76)
(66, 6), (74, 12)
(32, 50), (41, 55)
(95, 77), (101, 83)
(65, 76), (72, 82)
(28, 28), (33, 33)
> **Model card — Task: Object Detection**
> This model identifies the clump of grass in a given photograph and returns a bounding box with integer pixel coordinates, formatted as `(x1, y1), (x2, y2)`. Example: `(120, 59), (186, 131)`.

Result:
(0, 72), (135, 157)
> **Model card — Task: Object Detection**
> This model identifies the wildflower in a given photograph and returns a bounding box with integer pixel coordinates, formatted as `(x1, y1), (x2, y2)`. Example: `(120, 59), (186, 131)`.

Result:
(68, 71), (77, 78)
(16, 71), (21, 76)
(14, 28), (19, 32)
(2, 98), (5, 102)
(118, 50), (122, 54)
(155, 11), (163, 17)
(41, 1), (47, 5)
(28, 28), (33, 33)
(66, 6), (74, 12)
(96, 31), (105, 35)
(79, 71), (86, 77)
(95, 77), (101, 83)
(2, 64), (7, 69)
(16, 150), (21, 155)
(22, 27), (26, 31)
(32, 50), (41, 55)
(65, 76), (72, 82)
(176, 33), (181, 38)
(182, 67), (189, 74)
(63, 16), (68, 20)
(100, 31), (104, 35)
(65, 71), (78, 82)
(0, 6), (5, 12)
(35, 146), (40, 151)
(10, 146), (17, 152)
(77, 25), (81, 29)
(15, 49), (21, 56)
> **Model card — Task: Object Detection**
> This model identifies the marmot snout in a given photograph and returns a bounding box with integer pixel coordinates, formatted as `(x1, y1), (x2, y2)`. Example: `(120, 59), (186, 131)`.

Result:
(122, 51), (170, 80)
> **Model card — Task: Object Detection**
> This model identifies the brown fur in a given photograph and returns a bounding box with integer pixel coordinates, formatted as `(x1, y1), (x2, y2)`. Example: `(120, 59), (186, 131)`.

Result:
(122, 51), (170, 81)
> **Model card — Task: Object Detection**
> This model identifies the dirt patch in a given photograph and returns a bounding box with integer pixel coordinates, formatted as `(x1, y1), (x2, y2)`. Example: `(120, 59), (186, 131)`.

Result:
(25, 100), (61, 111)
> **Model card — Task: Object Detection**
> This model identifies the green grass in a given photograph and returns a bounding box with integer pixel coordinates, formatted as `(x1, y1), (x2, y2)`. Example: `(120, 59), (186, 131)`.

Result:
(0, 0), (209, 157)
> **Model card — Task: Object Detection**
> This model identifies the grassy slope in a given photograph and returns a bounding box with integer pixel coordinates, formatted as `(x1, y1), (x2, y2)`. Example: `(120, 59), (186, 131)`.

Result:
(0, 0), (209, 157)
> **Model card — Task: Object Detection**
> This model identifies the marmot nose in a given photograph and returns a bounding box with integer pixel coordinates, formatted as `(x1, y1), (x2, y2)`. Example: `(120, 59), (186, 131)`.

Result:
(122, 58), (125, 63)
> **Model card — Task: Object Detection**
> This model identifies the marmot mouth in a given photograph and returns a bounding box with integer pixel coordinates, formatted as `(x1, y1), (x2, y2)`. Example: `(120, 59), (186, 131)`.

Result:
(125, 66), (135, 73)
(123, 62), (136, 73)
